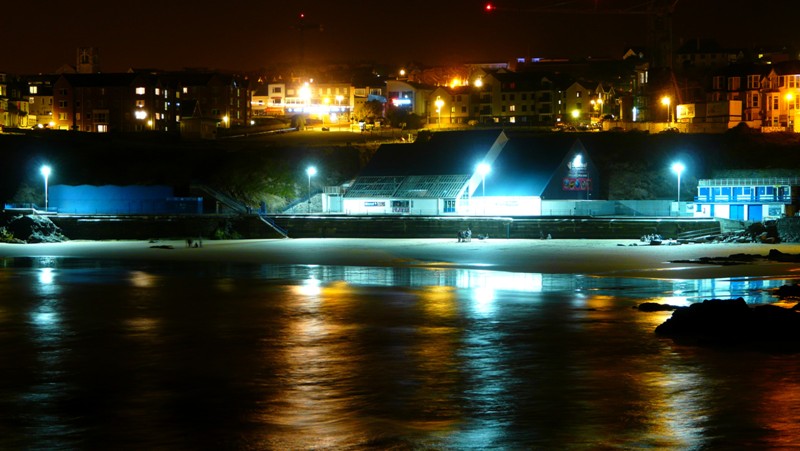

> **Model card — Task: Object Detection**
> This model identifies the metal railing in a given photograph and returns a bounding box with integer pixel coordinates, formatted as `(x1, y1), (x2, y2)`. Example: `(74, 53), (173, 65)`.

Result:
(698, 177), (800, 187)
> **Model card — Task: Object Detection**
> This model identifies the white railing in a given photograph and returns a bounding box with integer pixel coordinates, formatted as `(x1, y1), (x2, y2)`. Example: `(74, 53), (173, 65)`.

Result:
(698, 178), (800, 187)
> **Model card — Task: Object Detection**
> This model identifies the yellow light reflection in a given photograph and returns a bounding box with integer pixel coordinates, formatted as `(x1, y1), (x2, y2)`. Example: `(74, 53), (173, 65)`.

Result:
(259, 279), (363, 447)
(420, 286), (457, 319)
(129, 270), (158, 288)
(124, 317), (159, 336)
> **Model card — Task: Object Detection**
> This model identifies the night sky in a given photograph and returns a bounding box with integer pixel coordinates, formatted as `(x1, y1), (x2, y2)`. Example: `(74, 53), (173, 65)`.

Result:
(2, 0), (798, 74)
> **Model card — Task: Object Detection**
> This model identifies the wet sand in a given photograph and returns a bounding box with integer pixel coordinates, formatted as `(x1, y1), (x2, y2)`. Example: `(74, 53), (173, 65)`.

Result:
(3, 238), (800, 279)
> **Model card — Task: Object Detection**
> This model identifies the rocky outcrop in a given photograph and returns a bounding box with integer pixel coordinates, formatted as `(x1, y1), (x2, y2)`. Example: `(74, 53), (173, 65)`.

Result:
(777, 217), (800, 243)
(654, 298), (800, 350)
(0, 214), (68, 243)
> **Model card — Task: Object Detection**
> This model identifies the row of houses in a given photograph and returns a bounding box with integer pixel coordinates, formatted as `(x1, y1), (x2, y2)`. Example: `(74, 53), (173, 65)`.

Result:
(1, 70), (249, 136)
(4, 47), (800, 135)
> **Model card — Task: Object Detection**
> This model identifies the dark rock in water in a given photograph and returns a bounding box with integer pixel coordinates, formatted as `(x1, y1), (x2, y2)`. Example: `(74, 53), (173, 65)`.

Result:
(767, 249), (800, 263)
(655, 298), (800, 349)
(4, 214), (68, 243)
(775, 284), (800, 299)
(637, 302), (679, 312)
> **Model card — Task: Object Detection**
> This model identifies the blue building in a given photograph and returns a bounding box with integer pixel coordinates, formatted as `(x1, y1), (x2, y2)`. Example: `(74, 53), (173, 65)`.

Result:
(48, 185), (203, 215)
(693, 177), (799, 221)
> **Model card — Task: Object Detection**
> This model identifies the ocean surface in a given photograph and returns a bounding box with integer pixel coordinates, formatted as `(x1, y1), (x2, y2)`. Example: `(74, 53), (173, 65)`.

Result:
(1, 257), (799, 450)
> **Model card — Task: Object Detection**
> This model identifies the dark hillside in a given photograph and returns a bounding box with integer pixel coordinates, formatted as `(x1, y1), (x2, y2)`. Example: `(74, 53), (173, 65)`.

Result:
(2, 129), (799, 205)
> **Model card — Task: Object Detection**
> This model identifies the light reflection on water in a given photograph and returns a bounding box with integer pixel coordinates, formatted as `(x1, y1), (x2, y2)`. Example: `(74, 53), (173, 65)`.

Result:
(0, 257), (799, 449)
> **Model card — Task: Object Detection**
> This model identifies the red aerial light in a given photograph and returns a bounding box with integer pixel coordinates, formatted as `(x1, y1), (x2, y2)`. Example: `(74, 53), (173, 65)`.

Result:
(485, 3), (495, 12)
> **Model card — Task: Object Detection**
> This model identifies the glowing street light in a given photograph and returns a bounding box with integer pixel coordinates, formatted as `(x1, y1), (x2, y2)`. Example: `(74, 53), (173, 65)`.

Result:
(40, 165), (51, 212)
(435, 97), (444, 128)
(299, 82), (311, 110)
(661, 96), (672, 123)
(477, 163), (491, 197)
(306, 166), (317, 213)
(671, 162), (685, 214)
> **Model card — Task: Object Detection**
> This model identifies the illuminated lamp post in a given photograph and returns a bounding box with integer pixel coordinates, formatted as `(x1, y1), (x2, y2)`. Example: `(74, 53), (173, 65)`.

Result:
(477, 163), (491, 198)
(306, 166), (317, 213)
(477, 163), (491, 215)
(435, 97), (444, 128)
(40, 165), (51, 212)
(661, 96), (672, 124)
(671, 162), (685, 216)
(786, 92), (795, 129)
(299, 83), (311, 111)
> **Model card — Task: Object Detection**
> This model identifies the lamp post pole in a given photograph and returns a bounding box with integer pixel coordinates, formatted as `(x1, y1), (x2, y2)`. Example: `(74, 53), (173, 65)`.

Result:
(40, 165), (51, 212)
(477, 163), (491, 215)
(671, 162), (685, 217)
(435, 97), (444, 129)
(306, 166), (317, 213)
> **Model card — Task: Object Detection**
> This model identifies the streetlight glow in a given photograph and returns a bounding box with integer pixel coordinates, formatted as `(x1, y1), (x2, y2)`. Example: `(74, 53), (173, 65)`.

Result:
(40, 165), (51, 212)
(671, 162), (685, 213)
(661, 96), (672, 123)
(306, 166), (317, 213)
(477, 163), (491, 198)
(434, 97), (444, 128)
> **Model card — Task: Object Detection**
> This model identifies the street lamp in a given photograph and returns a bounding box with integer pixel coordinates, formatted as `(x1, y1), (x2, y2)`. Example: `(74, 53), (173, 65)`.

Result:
(671, 162), (685, 215)
(477, 163), (491, 197)
(435, 97), (444, 128)
(306, 166), (317, 213)
(40, 165), (51, 212)
(661, 96), (672, 124)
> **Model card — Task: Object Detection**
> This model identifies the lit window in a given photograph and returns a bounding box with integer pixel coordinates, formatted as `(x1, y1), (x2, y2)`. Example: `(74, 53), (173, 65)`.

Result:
(182, 87), (188, 94)
(30, 86), (38, 94)
(155, 88), (161, 95)
(136, 87), (146, 95)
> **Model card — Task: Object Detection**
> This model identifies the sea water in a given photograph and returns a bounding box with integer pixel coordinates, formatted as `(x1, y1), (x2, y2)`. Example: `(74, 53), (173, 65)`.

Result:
(1, 257), (799, 449)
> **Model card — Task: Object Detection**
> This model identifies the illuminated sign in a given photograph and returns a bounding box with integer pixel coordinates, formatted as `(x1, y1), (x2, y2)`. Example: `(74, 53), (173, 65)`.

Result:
(677, 104), (696, 120)
(364, 201), (385, 207)
(391, 98), (412, 106)
(563, 177), (591, 191)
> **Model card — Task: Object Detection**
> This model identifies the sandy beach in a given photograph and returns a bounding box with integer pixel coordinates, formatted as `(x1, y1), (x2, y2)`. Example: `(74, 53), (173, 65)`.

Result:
(3, 238), (800, 279)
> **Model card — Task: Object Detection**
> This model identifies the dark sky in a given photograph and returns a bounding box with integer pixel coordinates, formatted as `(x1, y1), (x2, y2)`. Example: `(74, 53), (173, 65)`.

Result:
(2, 0), (798, 74)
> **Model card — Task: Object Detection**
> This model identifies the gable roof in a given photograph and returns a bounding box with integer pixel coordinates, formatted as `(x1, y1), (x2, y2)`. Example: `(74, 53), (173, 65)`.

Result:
(347, 130), (597, 199)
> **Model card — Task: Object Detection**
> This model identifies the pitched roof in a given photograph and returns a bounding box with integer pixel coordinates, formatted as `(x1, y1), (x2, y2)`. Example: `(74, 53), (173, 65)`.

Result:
(359, 129), (505, 176)
(59, 73), (155, 87)
(347, 130), (596, 198)
(774, 60), (800, 76)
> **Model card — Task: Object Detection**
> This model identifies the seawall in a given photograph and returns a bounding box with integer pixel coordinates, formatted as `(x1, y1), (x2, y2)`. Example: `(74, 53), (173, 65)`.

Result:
(38, 214), (720, 241)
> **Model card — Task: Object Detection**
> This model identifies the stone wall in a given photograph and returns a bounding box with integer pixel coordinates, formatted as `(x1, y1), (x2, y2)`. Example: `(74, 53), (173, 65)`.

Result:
(2, 213), (722, 241)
